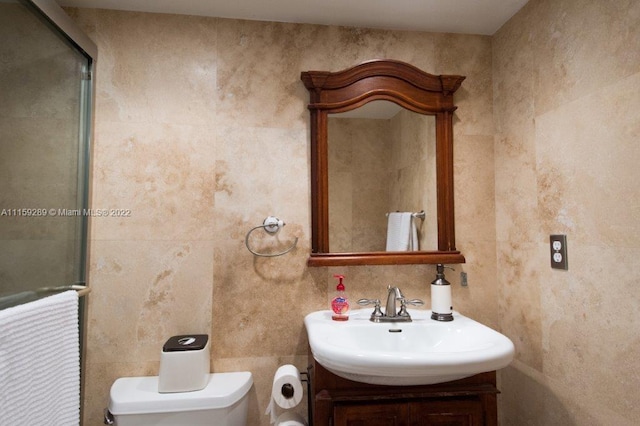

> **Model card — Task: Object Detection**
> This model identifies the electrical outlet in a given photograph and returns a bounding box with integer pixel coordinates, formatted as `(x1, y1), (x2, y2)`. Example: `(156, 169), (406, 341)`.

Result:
(460, 271), (468, 287)
(550, 234), (568, 270)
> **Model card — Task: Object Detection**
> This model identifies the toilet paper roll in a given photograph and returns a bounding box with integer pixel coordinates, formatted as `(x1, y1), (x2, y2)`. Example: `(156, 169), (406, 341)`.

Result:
(271, 364), (304, 409)
(275, 411), (307, 426)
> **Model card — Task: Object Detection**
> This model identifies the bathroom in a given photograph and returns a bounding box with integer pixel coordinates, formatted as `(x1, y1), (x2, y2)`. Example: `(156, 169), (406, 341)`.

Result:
(1, 0), (638, 424)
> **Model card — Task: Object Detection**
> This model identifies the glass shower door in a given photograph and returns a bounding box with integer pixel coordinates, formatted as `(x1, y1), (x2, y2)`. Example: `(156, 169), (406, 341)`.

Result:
(0, 0), (92, 309)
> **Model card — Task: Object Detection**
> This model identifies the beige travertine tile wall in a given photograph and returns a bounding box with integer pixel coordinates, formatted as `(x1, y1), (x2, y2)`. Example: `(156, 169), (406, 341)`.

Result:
(328, 117), (391, 252)
(389, 110), (438, 250)
(66, 8), (495, 425)
(493, 0), (640, 424)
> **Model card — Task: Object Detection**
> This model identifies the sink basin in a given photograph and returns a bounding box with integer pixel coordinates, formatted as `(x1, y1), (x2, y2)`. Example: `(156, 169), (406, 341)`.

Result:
(304, 309), (515, 386)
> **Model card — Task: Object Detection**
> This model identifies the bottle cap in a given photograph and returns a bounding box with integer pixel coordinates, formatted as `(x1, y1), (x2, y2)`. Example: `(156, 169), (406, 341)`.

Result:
(334, 274), (345, 291)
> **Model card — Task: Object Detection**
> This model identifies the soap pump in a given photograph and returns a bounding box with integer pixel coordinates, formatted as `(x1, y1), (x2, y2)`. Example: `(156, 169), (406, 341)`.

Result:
(331, 274), (350, 321)
(431, 264), (454, 322)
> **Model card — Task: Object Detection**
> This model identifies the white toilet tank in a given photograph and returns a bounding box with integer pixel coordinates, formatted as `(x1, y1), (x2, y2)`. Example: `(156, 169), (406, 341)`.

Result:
(107, 372), (253, 426)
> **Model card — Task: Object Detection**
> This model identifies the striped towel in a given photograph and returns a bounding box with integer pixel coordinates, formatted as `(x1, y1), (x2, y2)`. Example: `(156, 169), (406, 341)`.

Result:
(0, 291), (80, 425)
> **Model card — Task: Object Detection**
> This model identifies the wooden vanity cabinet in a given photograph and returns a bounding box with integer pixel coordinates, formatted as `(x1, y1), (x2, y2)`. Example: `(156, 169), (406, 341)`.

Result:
(308, 357), (498, 426)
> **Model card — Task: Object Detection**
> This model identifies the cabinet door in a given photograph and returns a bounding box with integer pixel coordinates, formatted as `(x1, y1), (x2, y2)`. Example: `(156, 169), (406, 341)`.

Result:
(334, 402), (410, 426)
(409, 399), (484, 426)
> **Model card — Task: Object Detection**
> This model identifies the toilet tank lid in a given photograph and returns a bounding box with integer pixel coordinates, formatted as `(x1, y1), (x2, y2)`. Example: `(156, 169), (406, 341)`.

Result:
(109, 372), (253, 415)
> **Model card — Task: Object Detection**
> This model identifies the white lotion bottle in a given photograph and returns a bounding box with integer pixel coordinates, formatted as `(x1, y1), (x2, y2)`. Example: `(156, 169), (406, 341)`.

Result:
(431, 264), (454, 321)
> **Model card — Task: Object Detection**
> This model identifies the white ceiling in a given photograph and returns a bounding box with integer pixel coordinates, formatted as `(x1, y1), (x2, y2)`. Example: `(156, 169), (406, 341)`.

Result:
(58, 0), (529, 35)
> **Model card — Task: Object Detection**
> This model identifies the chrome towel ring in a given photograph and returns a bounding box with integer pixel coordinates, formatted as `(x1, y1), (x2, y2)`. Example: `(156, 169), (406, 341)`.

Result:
(244, 216), (298, 257)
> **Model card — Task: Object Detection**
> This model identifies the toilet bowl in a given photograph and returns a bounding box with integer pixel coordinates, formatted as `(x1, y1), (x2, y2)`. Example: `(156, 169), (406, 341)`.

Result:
(106, 371), (253, 426)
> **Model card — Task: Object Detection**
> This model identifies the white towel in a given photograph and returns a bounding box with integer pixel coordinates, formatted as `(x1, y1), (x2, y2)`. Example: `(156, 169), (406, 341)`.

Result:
(410, 216), (419, 251)
(386, 212), (419, 251)
(0, 291), (80, 426)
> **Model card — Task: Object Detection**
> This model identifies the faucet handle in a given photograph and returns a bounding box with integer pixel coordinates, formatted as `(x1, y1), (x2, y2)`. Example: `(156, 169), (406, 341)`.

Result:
(358, 298), (383, 320)
(397, 298), (424, 318)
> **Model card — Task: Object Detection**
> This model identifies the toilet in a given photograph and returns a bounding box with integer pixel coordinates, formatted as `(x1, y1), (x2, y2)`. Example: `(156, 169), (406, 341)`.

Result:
(106, 371), (253, 425)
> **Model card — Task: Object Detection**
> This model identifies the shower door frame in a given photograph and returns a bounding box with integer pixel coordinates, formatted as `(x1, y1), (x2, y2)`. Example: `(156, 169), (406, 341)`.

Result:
(29, 0), (97, 60)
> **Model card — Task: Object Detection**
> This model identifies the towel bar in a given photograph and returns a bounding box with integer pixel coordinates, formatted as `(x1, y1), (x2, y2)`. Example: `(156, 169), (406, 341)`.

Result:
(386, 210), (426, 220)
(36, 284), (91, 297)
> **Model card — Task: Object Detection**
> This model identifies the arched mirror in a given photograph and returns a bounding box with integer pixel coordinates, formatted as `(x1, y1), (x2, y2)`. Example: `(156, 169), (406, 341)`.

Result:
(301, 59), (466, 266)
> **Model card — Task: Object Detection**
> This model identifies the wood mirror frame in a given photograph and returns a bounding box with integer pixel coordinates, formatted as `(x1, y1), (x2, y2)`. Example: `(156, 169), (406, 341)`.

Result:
(301, 59), (466, 266)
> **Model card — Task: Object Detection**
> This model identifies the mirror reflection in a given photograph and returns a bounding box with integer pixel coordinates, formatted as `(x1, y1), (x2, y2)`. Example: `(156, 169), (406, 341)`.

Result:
(327, 101), (438, 253)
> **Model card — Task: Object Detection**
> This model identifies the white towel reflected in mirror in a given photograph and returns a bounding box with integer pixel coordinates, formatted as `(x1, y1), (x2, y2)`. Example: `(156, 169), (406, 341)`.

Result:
(386, 212), (419, 251)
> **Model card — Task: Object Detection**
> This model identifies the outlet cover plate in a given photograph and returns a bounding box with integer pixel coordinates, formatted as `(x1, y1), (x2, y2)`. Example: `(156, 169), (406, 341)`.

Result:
(550, 234), (568, 270)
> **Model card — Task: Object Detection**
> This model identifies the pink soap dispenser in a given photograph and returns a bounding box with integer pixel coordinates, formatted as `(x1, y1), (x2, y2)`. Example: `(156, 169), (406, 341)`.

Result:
(331, 274), (350, 321)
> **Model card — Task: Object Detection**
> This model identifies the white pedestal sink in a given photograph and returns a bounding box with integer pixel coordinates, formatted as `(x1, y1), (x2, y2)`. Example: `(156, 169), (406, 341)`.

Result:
(304, 309), (515, 386)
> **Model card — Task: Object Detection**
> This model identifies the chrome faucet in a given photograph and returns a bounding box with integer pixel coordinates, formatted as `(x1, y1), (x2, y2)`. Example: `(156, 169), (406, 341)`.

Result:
(385, 285), (404, 319)
(358, 285), (424, 323)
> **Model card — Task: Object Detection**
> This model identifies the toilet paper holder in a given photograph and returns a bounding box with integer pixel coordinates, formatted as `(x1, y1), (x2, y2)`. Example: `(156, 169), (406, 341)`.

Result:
(267, 366), (312, 426)
(283, 369), (309, 407)
(302, 368), (312, 426)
